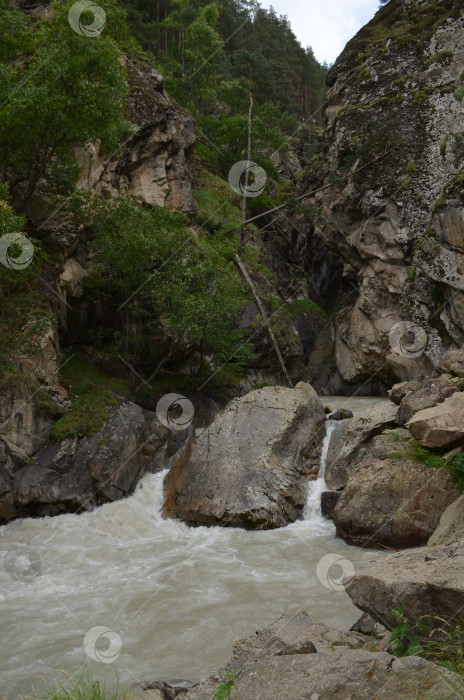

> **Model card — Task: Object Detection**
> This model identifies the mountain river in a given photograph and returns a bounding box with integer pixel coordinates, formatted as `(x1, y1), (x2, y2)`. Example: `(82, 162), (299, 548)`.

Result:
(0, 397), (388, 697)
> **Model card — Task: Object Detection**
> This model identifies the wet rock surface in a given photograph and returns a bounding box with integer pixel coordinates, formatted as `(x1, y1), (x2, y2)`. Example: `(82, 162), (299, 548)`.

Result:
(163, 383), (326, 529)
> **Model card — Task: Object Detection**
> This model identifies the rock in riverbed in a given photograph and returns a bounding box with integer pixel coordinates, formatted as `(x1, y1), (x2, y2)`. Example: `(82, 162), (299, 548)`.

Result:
(333, 456), (459, 548)
(136, 612), (463, 700)
(347, 538), (464, 633)
(325, 401), (397, 490)
(163, 382), (326, 529)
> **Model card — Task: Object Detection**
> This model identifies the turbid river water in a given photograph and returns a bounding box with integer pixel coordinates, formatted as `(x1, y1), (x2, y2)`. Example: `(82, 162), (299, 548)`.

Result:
(0, 397), (388, 698)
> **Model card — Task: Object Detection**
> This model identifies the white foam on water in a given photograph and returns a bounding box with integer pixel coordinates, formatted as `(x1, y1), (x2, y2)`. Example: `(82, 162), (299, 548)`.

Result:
(0, 397), (386, 698)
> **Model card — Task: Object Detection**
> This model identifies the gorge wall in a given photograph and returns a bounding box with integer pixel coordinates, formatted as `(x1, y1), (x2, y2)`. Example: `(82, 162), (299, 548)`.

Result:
(294, 0), (464, 393)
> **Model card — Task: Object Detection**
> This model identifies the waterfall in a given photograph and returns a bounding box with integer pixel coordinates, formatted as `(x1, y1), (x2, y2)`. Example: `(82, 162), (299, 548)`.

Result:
(304, 421), (337, 521)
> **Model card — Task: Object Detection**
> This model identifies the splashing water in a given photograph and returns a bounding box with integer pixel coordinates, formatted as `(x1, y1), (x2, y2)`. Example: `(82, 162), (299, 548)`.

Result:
(0, 398), (386, 698)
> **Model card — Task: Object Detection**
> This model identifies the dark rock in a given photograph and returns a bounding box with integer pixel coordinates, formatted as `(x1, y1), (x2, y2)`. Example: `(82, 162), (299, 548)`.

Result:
(350, 613), (387, 637)
(321, 490), (341, 519)
(329, 407), (354, 420)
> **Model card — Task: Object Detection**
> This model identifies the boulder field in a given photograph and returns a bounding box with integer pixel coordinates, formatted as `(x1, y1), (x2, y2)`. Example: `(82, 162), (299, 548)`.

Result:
(324, 365), (464, 549)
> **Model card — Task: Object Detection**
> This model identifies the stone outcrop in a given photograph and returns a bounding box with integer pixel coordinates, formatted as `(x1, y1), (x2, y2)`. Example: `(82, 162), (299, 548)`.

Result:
(2, 400), (151, 521)
(406, 391), (464, 448)
(395, 374), (458, 425)
(428, 494), (464, 545)
(347, 538), (464, 635)
(333, 456), (459, 548)
(325, 401), (396, 490)
(74, 57), (197, 215)
(136, 612), (463, 700)
(0, 397), (207, 523)
(303, 0), (464, 392)
(163, 383), (326, 529)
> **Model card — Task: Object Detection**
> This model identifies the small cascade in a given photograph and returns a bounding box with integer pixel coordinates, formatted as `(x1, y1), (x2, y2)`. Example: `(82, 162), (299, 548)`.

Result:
(304, 421), (338, 521)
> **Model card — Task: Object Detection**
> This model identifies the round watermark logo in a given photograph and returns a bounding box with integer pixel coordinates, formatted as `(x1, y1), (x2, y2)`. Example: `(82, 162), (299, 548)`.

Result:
(316, 553), (355, 592)
(68, 0), (106, 37)
(228, 160), (267, 198)
(156, 393), (195, 432)
(0, 233), (34, 270)
(389, 321), (428, 358)
(83, 626), (122, 663)
(4, 546), (41, 582)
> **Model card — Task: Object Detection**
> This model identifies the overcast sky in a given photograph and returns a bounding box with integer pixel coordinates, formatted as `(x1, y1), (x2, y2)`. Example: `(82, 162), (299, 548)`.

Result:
(259, 0), (381, 64)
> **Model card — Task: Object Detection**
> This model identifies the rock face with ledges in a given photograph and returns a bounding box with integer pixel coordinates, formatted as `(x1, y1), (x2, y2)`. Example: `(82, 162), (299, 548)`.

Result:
(163, 383), (325, 529)
(306, 0), (464, 391)
(73, 57), (197, 215)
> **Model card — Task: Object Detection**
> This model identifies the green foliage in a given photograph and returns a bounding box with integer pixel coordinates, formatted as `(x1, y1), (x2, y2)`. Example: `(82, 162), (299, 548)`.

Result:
(0, 0), (131, 210)
(447, 452), (464, 491)
(284, 298), (328, 320)
(214, 670), (238, 700)
(50, 355), (131, 442)
(432, 192), (447, 213)
(79, 194), (252, 381)
(389, 606), (424, 658)
(121, 0), (327, 120)
(193, 169), (242, 234)
(389, 608), (464, 677)
(455, 84), (464, 102)
(0, 364), (61, 417)
(25, 670), (132, 700)
(440, 135), (449, 157)
(0, 182), (43, 290)
(422, 50), (454, 69)
(451, 133), (464, 167)
(390, 436), (464, 491)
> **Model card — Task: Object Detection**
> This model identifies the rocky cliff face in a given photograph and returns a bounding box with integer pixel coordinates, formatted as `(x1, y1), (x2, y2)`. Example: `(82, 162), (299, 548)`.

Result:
(303, 0), (464, 393)
(74, 57), (197, 215)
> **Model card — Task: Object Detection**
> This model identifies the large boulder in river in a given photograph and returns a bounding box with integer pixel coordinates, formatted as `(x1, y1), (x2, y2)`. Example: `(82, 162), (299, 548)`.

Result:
(171, 612), (462, 700)
(347, 539), (464, 636)
(162, 383), (325, 529)
(325, 401), (397, 490)
(406, 392), (464, 449)
(333, 457), (459, 548)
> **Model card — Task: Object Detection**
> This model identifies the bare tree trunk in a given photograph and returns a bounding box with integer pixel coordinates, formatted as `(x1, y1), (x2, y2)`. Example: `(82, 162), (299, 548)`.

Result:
(235, 254), (293, 388)
(240, 90), (253, 248)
